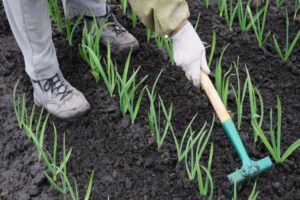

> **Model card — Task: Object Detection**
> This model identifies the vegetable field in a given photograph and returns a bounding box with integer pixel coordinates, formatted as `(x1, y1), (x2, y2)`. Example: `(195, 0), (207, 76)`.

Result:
(0, 0), (300, 199)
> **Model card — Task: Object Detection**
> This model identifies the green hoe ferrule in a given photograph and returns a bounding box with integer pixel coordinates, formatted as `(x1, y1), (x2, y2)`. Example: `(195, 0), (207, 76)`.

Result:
(222, 119), (273, 184)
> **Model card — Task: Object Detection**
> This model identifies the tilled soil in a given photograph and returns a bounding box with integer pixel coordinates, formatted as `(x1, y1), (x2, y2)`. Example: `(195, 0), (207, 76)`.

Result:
(0, 1), (300, 200)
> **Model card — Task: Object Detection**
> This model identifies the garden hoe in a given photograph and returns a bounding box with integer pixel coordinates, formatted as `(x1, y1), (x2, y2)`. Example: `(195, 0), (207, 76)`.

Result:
(199, 70), (272, 184)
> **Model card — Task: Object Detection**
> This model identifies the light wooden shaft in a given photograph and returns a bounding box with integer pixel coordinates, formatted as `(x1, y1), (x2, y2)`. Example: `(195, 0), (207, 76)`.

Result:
(200, 70), (230, 123)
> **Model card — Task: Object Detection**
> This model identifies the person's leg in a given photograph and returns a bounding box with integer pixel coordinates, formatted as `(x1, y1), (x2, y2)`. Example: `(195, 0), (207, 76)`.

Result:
(2, 0), (59, 80)
(62, 0), (139, 55)
(3, 0), (90, 119)
(62, 0), (107, 18)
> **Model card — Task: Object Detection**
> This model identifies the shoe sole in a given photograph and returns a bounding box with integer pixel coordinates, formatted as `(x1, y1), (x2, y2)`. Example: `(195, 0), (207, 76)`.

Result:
(34, 98), (91, 121)
(101, 41), (139, 61)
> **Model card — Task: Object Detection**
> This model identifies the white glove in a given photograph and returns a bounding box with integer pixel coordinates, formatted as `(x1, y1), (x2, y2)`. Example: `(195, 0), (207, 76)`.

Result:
(171, 21), (210, 87)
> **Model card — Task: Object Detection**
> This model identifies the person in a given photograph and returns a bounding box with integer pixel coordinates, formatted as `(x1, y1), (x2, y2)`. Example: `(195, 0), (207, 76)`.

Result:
(2, 0), (210, 119)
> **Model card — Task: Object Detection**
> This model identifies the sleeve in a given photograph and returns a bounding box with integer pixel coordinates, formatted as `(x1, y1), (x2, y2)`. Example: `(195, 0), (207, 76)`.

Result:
(128, 0), (190, 35)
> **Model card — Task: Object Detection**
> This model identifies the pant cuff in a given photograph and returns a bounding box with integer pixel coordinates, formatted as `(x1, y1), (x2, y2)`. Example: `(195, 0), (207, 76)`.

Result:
(65, 5), (107, 19)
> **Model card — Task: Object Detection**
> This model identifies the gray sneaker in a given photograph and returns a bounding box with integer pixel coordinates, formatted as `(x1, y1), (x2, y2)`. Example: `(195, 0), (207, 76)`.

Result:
(87, 8), (139, 55)
(32, 72), (90, 119)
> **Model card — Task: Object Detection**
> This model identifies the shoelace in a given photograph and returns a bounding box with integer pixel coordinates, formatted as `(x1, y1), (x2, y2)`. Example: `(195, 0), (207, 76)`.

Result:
(33, 73), (72, 101)
(101, 6), (126, 36)
(86, 6), (126, 36)
(106, 13), (126, 36)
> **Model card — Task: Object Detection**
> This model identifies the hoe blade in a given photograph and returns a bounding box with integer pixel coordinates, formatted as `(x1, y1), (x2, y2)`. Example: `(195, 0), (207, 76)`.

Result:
(228, 156), (272, 184)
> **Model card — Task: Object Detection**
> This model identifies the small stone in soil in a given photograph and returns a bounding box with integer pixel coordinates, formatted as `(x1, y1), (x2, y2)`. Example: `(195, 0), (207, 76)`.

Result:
(125, 178), (133, 189)
(160, 152), (170, 164)
(144, 158), (154, 168)
(18, 192), (30, 200)
(112, 170), (119, 178)
(148, 136), (156, 145)
(29, 185), (40, 197)
(101, 175), (114, 183)
(120, 116), (130, 128)
(172, 198), (182, 200)
(32, 172), (45, 186)
(169, 173), (176, 180)
(272, 182), (281, 190)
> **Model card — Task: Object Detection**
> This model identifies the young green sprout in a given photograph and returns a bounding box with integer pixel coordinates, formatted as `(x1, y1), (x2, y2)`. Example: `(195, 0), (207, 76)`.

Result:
(13, 80), (26, 129)
(194, 13), (201, 32)
(232, 181), (259, 200)
(116, 51), (148, 124)
(61, 159), (95, 200)
(82, 43), (117, 97)
(120, 0), (127, 14)
(223, 0), (239, 32)
(208, 31), (216, 69)
(157, 96), (174, 149)
(171, 115), (203, 162)
(218, 0), (226, 17)
(13, 81), (50, 157)
(276, 0), (285, 11)
(48, 132), (95, 200)
(146, 28), (152, 42)
(295, 0), (300, 19)
(147, 70), (174, 150)
(46, 0), (87, 45)
(152, 32), (164, 48)
(231, 61), (248, 130)
(163, 36), (175, 65)
(65, 10), (86, 46)
(147, 70), (162, 136)
(171, 114), (215, 165)
(202, 0), (210, 8)
(196, 147), (214, 199)
(248, 182), (259, 200)
(252, 96), (300, 164)
(155, 34), (174, 65)
(144, 29), (175, 65)
(185, 116), (215, 181)
(131, 9), (137, 29)
(46, 0), (63, 32)
(246, 68), (264, 143)
(214, 44), (233, 108)
(247, 0), (271, 47)
(103, 43), (117, 96)
(79, 18), (110, 86)
(80, 17), (106, 65)
(237, 0), (260, 32)
(273, 9), (300, 62)
(46, 133), (72, 196)
(13, 82), (95, 200)
(183, 118), (215, 200)
(214, 44), (227, 97)
(79, 17), (117, 96)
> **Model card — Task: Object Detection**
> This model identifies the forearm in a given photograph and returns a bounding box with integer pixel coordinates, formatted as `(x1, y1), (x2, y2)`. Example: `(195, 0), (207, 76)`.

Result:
(128, 0), (190, 36)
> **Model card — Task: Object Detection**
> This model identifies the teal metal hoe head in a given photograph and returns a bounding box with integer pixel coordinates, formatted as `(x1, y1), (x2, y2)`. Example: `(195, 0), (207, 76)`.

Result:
(221, 119), (273, 184)
(228, 156), (272, 184)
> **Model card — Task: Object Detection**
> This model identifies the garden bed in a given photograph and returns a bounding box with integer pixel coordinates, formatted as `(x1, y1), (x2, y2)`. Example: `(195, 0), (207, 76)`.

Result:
(0, 0), (300, 199)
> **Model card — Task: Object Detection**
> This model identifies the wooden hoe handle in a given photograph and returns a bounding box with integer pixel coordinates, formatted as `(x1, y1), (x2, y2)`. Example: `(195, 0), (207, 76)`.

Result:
(200, 70), (230, 123)
(200, 71), (273, 184)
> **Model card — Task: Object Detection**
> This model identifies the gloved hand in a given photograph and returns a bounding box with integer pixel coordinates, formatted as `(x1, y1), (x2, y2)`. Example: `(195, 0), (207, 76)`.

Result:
(171, 21), (210, 87)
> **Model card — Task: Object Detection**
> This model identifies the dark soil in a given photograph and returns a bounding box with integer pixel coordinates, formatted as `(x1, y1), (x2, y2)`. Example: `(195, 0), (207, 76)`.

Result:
(1, 1), (300, 200)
